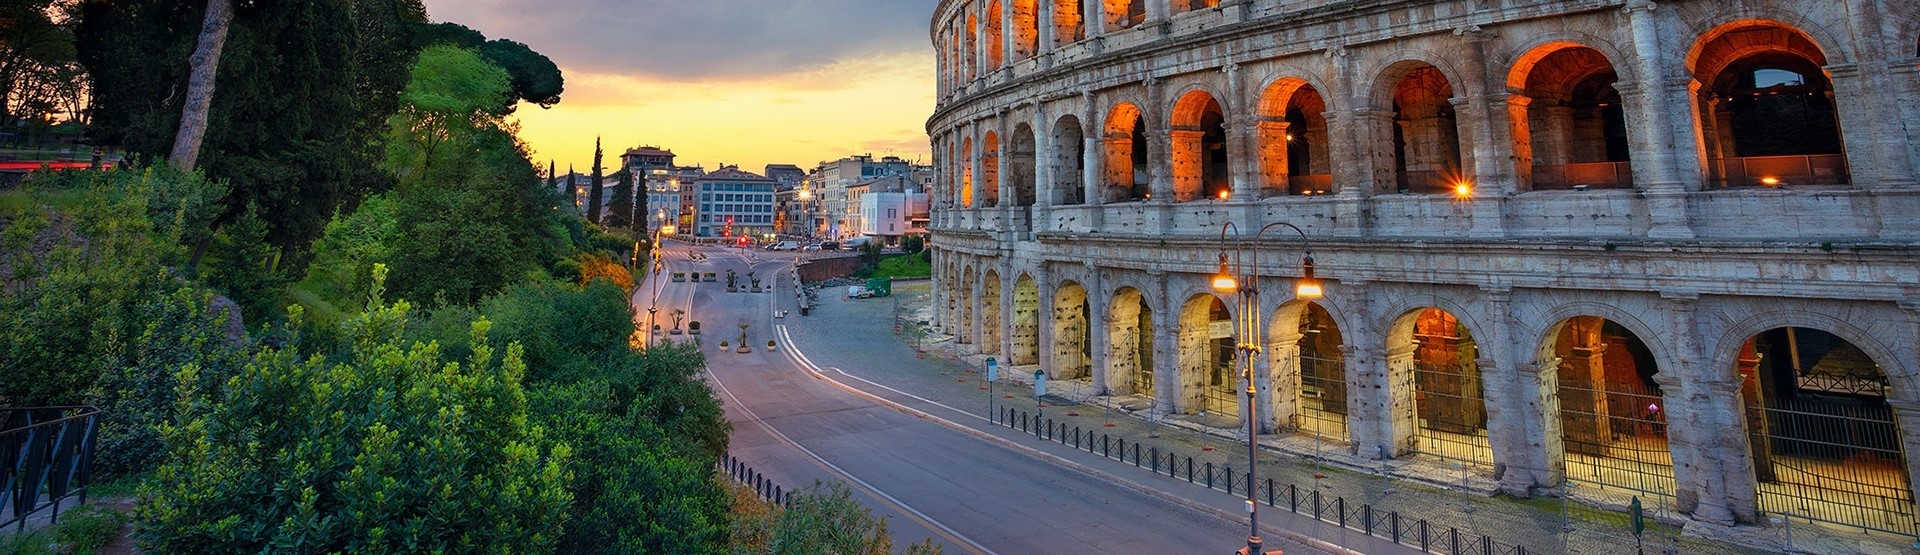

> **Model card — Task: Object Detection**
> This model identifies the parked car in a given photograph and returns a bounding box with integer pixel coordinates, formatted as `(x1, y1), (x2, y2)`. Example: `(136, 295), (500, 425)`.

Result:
(769, 241), (799, 251)
(819, 241), (839, 251)
(801, 244), (822, 252)
(840, 237), (873, 250)
(846, 285), (874, 299)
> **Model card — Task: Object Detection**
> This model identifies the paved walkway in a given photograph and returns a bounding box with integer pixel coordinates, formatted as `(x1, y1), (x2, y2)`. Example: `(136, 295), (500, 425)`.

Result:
(783, 281), (1904, 555)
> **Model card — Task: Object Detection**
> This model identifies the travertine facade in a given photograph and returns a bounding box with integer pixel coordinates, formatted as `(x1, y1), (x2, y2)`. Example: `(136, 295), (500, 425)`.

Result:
(926, 0), (1920, 536)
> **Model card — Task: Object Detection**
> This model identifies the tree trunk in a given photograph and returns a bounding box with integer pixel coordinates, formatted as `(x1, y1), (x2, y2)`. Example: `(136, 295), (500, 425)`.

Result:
(170, 0), (235, 171)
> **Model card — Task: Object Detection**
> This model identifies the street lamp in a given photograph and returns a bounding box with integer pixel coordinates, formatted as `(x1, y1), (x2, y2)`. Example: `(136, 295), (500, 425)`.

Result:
(1212, 221), (1322, 555)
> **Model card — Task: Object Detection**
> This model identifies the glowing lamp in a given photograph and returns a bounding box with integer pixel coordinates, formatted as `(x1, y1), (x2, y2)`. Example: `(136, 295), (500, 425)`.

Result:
(1210, 253), (1238, 294)
(1453, 182), (1474, 198)
(1294, 255), (1323, 300)
(1217, 190), (1230, 201)
(1760, 177), (1781, 187)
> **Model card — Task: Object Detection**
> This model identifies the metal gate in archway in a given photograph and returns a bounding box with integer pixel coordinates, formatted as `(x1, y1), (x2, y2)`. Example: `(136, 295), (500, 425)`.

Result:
(1413, 362), (1493, 469)
(1749, 396), (1917, 537)
(1557, 379), (1675, 498)
(1297, 354), (1349, 441)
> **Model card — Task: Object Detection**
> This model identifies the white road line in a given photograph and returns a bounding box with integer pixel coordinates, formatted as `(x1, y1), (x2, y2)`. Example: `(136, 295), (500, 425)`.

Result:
(704, 360), (998, 555)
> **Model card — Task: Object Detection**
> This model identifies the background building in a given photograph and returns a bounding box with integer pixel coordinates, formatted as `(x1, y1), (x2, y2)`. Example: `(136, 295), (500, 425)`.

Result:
(693, 166), (777, 239)
(928, 0), (1920, 541)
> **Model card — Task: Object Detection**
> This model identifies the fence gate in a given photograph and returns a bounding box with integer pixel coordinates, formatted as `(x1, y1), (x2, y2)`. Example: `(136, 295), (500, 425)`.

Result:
(1558, 378), (1675, 498)
(1297, 353), (1349, 442)
(1749, 397), (1917, 537)
(1414, 362), (1493, 468)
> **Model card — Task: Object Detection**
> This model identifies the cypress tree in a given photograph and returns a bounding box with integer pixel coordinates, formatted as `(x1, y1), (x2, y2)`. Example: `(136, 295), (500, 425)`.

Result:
(587, 137), (605, 224)
(606, 166), (633, 229)
(633, 170), (650, 244)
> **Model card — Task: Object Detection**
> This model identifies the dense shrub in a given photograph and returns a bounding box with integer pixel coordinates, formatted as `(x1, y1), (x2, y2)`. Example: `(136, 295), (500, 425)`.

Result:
(138, 269), (572, 553)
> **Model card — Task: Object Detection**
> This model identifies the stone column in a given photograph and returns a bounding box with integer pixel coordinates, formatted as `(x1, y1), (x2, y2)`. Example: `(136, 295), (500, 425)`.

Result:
(1082, 93), (1106, 228)
(1504, 96), (1537, 191)
(1525, 358), (1568, 488)
(1453, 27), (1514, 195)
(1144, 0), (1166, 24)
(1479, 288), (1540, 495)
(1168, 129), (1204, 201)
(1623, 0), (1696, 239)
(1035, 264), (1056, 372)
(1895, 301), (1920, 510)
(968, 121), (985, 229)
(1000, 0), (1016, 71)
(1268, 318), (1303, 434)
(1537, 105), (1575, 167)
(1033, 99), (1054, 232)
(1256, 120), (1290, 196)
(1354, 109), (1399, 197)
(1086, 266), (1110, 394)
(1150, 270), (1179, 413)
(1036, 0), (1055, 56)
(1224, 63), (1257, 201)
(930, 250), (945, 333)
(1083, 0), (1105, 38)
(997, 109), (1016, 233)
(1661, 291), (1750, 524)
(1841, 0), (1917, 188)
(1381, 341), (1418, 459)
(1000, 263), (1019, 359)
(1146, 78), (1173, 201)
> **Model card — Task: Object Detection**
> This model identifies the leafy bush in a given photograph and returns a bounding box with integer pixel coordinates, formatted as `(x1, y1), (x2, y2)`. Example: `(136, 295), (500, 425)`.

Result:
(577, 253), (633, 290)
(533, 381), (727, 554)
(728, 481), (944, 555)
(137, 269), (573, 553)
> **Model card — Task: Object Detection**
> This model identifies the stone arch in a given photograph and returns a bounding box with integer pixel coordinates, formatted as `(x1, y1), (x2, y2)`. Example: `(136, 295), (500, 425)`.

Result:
(1270, 300), (1350, 441)
(1686, 20), (1850, 187)
(1103, 103), (1150, 202)
(1011, 273), (1040, 365)
(985, 1), (1004, 69)
(981, 131), (1002, 207)
(1255, 76), (1333, 197)
(1387, 306), (1493, 467)
(1170, 88), (1230, 202)
(1103, 0), (1145, 32)
(982, 269), (1003, 355)
(959, 265), (978, 345)
(965, 13), (979, 79)
(1106, 286), (1156, 398)
(1010, 123), (1038, 207)
(1052, 0), (1084, 46)
(1170, 0), (1220, 16)
(960, 136), (976, 207)
(1541, 315), (1675, 499)
(1053, 280), (1092, 380)
(1050, 114), (1087, 205)
(1368, 58), (1468, 195)
(1011, 0), (1039, 61)
(1507, 42), (1633, 191)
(1712, 310), (1910, 400)
(1176, 292), (1238, 419)
(1716, 313), (1916, 534)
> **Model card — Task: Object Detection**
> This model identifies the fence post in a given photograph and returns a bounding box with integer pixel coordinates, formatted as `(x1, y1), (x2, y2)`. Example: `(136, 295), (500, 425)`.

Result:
(1224, 465), (1233, 494)
(1311, 489), (1322, 519)
(1265, 478), (1274, 507)
(1186, 456), (1194, 483)
(1450, 527), (1460, 555)
(1205, 461), (1214, 489)
(1103, 435), (1110, 458)
(1337, 497), (1346, 527)
(1289, 484), (1298, 512)
(1151, 447), (1160, 473)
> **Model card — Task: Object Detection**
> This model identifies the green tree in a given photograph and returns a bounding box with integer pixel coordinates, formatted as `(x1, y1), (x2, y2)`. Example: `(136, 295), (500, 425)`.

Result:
(587, 136), (604, 224)
(137, 269), (573, 553)
(407, 22), (563, 109)
(0, 0), (81, 135)
(605, 165), (633, 230)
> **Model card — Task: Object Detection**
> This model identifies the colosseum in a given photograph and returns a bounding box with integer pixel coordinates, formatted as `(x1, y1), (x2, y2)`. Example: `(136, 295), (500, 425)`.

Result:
(924, 0), (1920, 538)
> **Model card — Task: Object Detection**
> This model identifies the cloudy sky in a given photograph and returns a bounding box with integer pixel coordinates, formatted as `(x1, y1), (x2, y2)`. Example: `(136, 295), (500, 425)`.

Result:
(420, 0), (941, 174)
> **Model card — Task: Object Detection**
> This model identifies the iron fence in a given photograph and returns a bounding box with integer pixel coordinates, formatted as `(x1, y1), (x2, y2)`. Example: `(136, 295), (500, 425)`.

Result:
(1557, 379), (1676, 499)
(996, 406), (1534, 555)
(1414, 362), (1494, 469)
(1297, 354), (1349, 441)
(2, 406), (101, 531)
(1749, 397), (1917, 537)
(719, 454), (794, 508)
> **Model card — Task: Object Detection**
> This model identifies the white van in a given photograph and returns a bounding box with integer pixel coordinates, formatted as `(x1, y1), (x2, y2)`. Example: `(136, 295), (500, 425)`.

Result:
(769, 241), (799, 251)
(841, 237), (874, 250)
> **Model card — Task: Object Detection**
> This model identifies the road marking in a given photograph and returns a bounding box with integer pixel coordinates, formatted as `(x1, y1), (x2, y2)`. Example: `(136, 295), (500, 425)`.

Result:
(704, 364), (998, 555)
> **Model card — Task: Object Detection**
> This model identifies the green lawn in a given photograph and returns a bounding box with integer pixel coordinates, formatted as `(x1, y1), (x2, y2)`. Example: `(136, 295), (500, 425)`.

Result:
(870, 252), (931, 279)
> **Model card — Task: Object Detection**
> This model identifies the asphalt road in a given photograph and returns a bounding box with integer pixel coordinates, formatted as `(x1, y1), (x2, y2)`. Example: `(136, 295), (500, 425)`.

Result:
(644, 242), (1323, 555)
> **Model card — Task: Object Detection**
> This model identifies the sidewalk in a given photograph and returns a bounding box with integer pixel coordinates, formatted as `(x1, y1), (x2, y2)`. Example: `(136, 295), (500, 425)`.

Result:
(782, 282), (1873, 555)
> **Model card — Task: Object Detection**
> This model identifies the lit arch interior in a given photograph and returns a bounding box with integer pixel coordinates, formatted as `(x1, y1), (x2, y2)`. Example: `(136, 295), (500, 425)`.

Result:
(1170, 90), (1229, 202)
(1690, 21), (1849, 187)
(1256, 78), (1332, 196)
(1510, 44), (1633, 191)
(1103, 103), (1149, 202)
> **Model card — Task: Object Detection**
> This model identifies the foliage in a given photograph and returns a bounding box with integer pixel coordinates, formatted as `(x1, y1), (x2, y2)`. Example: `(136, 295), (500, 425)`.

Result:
(378, 46), (567, 305)
(297, 194), (398, 316)
(868, 252), (932, 280)
(200, 206), (291, 325)
(899, 234), (925, 254)
(605, 165), (632, 229)
(577, 253), (633, 290)
(0, 0), (86, 137)
(137, 269), (573, 553)
(0, 505), (127, 555)
(75, 0), (424, 260)
(587, 137), (604, 224)
(533, 381), (727, 554)
(741, 481), (944, 555)
(406, 22), (563, 109)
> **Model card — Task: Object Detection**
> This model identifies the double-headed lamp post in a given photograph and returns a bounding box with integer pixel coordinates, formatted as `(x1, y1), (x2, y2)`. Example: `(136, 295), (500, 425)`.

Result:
(1211, 221), (1324, 555)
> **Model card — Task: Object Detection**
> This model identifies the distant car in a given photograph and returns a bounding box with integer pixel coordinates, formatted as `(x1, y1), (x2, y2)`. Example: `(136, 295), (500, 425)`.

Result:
(770, 241), (799, 251)
(819, 241), (839, 251)
(846, 285), (874, 299)
(801, 244), (822, 252)
(840, 237), (873, 250)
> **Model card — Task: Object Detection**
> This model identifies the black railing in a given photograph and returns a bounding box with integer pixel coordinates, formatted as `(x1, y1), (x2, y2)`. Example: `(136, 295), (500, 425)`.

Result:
(2, 406), (101, 531)
(719, 455), (793, 508)
(997, 406), (1534, 555)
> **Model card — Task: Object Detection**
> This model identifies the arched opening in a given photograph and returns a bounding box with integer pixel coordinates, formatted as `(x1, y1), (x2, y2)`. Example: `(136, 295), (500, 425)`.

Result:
(1010, 124), (1038, 207)
(1178, 294), (1236, 420)
(1052, 0), (1084, 46)
(1053, 281), (1092, 380)
(1011, 0), (1038, 61)
(1256, 79), (1332, 197)
(1511, 44), (1633, 191)
(981, 131), (1002, 207)
(1546, 316), (1672, 498)
(1106, 287), (1155, 399)
(1274, 302), (1348, 441)
(1170, 0), (1219, 16)
(1171, 90), (1229, 202)
(1012, 275), (1040, 365)
(1738, 327), (1913, 535)
(1103, 0), (1144, 31)
(1692, 22), (1850, 187)
(1103, 104), (1150, 202)
(1393, 308), (1492, 467)
(984, 2), (1005, 69)
(958, 267), (976, 345)
(945, 265), (961, 333)
(960, 137), (975, 207)
(1385, 64), (1465, 194)
(982, 271), (1003, 355)
(1050, 115), (1086, 205)
(965, 15), (979, 79)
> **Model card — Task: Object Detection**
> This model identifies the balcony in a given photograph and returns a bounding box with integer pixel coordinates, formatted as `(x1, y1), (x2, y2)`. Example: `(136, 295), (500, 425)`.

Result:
(1533, 162), (1635, 191)
(1709, 154), (1850, 188)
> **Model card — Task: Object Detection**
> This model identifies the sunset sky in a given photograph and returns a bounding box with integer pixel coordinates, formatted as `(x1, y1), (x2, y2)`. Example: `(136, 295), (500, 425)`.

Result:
(419, 0), (940, 175)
